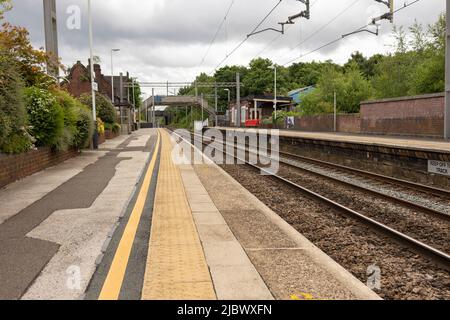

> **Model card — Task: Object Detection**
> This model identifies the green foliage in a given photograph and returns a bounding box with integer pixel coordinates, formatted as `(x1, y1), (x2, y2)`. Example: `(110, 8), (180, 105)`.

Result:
(372, 15), (445, 99)
(0, 48), (33, 153)
(104, 122), (121, 134)
(73, 104), (94, 149)
(300, 64), (371, 115)
(24, 87), (64, 148)
(79, 93), (117, 124)
(0, 0), (11, 20)
(242, 58), (288, 96)
(52, 89), (80, 151)
(128, 79), (142, 109)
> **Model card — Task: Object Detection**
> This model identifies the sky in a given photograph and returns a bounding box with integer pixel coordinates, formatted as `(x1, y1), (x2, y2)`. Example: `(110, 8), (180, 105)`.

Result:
(3, 0), (446, 97)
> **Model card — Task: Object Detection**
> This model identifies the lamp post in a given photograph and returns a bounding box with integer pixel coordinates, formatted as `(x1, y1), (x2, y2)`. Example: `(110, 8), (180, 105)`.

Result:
(111, 48), (120, 105)
(268, 65), (277, 120)
(88, 0), (98, 149)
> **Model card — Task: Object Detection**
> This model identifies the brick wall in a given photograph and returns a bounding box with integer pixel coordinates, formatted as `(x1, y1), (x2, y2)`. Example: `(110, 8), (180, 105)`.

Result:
(360, 93), (444, 137)
(0, 148), (80, 189)
(292, 114), (361, 133)
(286, 93), (444, 137)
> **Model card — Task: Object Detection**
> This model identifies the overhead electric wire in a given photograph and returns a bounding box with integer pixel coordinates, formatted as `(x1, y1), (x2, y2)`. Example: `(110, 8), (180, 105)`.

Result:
(200, 0), (236, 66)
(253, 0), (320, 59)
(290, 0), (361, 52)
(281, 0), (423, 66)
(209, 0), (283, 74)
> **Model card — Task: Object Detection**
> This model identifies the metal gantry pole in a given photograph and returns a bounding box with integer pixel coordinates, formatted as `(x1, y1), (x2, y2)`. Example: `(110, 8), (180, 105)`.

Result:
(445, 0), (450, 139)
(201, 93), (204, 126)
(334, 91), (337, 132)
(152, 88), (156, 128)
(273, 66), (277, 120)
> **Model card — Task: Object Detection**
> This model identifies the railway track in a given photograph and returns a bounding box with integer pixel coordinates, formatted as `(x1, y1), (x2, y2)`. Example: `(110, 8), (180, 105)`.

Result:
(278, 150), (450, 199)
(169, 128), (450, 270)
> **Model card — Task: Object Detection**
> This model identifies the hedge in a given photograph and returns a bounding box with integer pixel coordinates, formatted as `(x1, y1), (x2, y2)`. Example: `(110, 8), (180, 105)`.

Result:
(0, 48), (32, 153)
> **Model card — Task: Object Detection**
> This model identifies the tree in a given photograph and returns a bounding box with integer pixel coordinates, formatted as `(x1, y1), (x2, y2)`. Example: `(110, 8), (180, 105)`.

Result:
(128, 79), (142, 109)
(0, 0), (11, 19)
(242, 58), (289, 96)
(300, 63), (371, 115)
(0, 23), (59, 87)
(344, 52), (384, 79)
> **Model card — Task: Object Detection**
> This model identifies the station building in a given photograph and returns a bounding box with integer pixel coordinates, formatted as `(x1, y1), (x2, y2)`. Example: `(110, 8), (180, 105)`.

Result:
(228, 95), (293, 127)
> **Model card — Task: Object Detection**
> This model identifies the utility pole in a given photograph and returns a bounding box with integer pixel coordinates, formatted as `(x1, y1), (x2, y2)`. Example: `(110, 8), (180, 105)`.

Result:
(87, 0), (98, 149)
(236, 73), (241, 128)
(446, 0), (450, 139)
(215, 85), (218, 113)
(334, 91), (337, 132)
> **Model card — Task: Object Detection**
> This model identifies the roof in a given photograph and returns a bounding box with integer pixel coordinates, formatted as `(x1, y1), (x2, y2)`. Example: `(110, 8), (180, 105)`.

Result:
(241, 95), (293, 103)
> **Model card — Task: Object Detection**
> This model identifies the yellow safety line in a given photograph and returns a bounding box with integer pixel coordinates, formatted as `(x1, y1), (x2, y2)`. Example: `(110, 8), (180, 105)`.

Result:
(141, 129), (216, 300)
(98, 131), (160, 300)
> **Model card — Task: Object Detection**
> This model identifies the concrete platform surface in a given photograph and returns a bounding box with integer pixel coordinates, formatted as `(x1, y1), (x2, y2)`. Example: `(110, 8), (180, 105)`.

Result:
(216, 127), (450, 154)
(0, 129), (156, 300)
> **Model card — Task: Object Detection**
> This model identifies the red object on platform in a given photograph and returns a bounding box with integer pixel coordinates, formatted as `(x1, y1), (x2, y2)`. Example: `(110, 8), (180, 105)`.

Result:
(245, 119), (262, 127)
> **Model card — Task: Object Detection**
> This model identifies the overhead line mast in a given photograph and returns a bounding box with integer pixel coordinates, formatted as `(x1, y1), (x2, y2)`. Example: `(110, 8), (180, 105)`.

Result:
(247, 0), (311, 37)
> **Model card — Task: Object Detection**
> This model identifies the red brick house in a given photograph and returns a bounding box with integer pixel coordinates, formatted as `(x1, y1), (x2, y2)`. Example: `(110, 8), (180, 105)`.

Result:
(63, 60), (135, 134)
(64, 61), (111, 99)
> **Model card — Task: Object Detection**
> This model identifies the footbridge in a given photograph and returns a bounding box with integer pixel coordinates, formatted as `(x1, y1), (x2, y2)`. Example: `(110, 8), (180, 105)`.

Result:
(144, 95), (217, 117)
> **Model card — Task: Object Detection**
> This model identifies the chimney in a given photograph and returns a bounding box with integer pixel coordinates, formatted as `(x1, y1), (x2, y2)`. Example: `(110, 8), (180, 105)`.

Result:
(94, 64), (102, 83)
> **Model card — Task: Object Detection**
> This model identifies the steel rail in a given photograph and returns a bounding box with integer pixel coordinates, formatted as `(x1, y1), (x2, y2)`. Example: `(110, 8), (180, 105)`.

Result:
(169, 128), (450, 268)
(278, 150), (450, 199)
(190, 131), (450, 221)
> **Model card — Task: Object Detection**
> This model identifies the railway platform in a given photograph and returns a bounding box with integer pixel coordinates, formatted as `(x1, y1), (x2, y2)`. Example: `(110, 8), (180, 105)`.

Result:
(215, 128), (450, 189)
(88, 129), (379, 300)
(0, 128), (381, 300)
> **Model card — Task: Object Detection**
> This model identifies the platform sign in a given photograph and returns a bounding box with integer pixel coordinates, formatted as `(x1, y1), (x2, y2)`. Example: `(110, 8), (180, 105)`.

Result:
(428, 160), (450, 177)
(194, 121), (203, 131)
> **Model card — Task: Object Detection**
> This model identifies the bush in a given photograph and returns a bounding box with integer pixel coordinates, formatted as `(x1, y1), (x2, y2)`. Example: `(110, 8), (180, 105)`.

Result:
(104, 122), (121, 134)
(79, 93), (117, 124)
(0, 48), (32, 153)
(73, 103), (93, 148)
(52, 89), (79, 151)
(24, 86), (64, 148)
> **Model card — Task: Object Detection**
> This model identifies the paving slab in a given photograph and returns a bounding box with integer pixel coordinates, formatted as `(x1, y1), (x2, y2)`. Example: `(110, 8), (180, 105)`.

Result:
(178, 163), (273, 300)
(192, 159), (381, 300)
(0, 130), (156, 300)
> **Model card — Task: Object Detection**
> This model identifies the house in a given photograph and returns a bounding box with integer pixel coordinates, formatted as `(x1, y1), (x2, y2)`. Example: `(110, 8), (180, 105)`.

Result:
(228, 95), (293, 127)
(288, 86), (316, 105)
(63, 60), (135, 134)
(64, 60), (112, 99)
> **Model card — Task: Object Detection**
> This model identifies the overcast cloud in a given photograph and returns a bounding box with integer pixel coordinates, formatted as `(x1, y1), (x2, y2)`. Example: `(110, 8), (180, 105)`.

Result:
(4, 0), (445, 96)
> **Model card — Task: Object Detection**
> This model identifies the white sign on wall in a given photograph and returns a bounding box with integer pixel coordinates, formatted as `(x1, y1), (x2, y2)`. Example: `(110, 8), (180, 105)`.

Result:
(428, 160), (450, 177)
